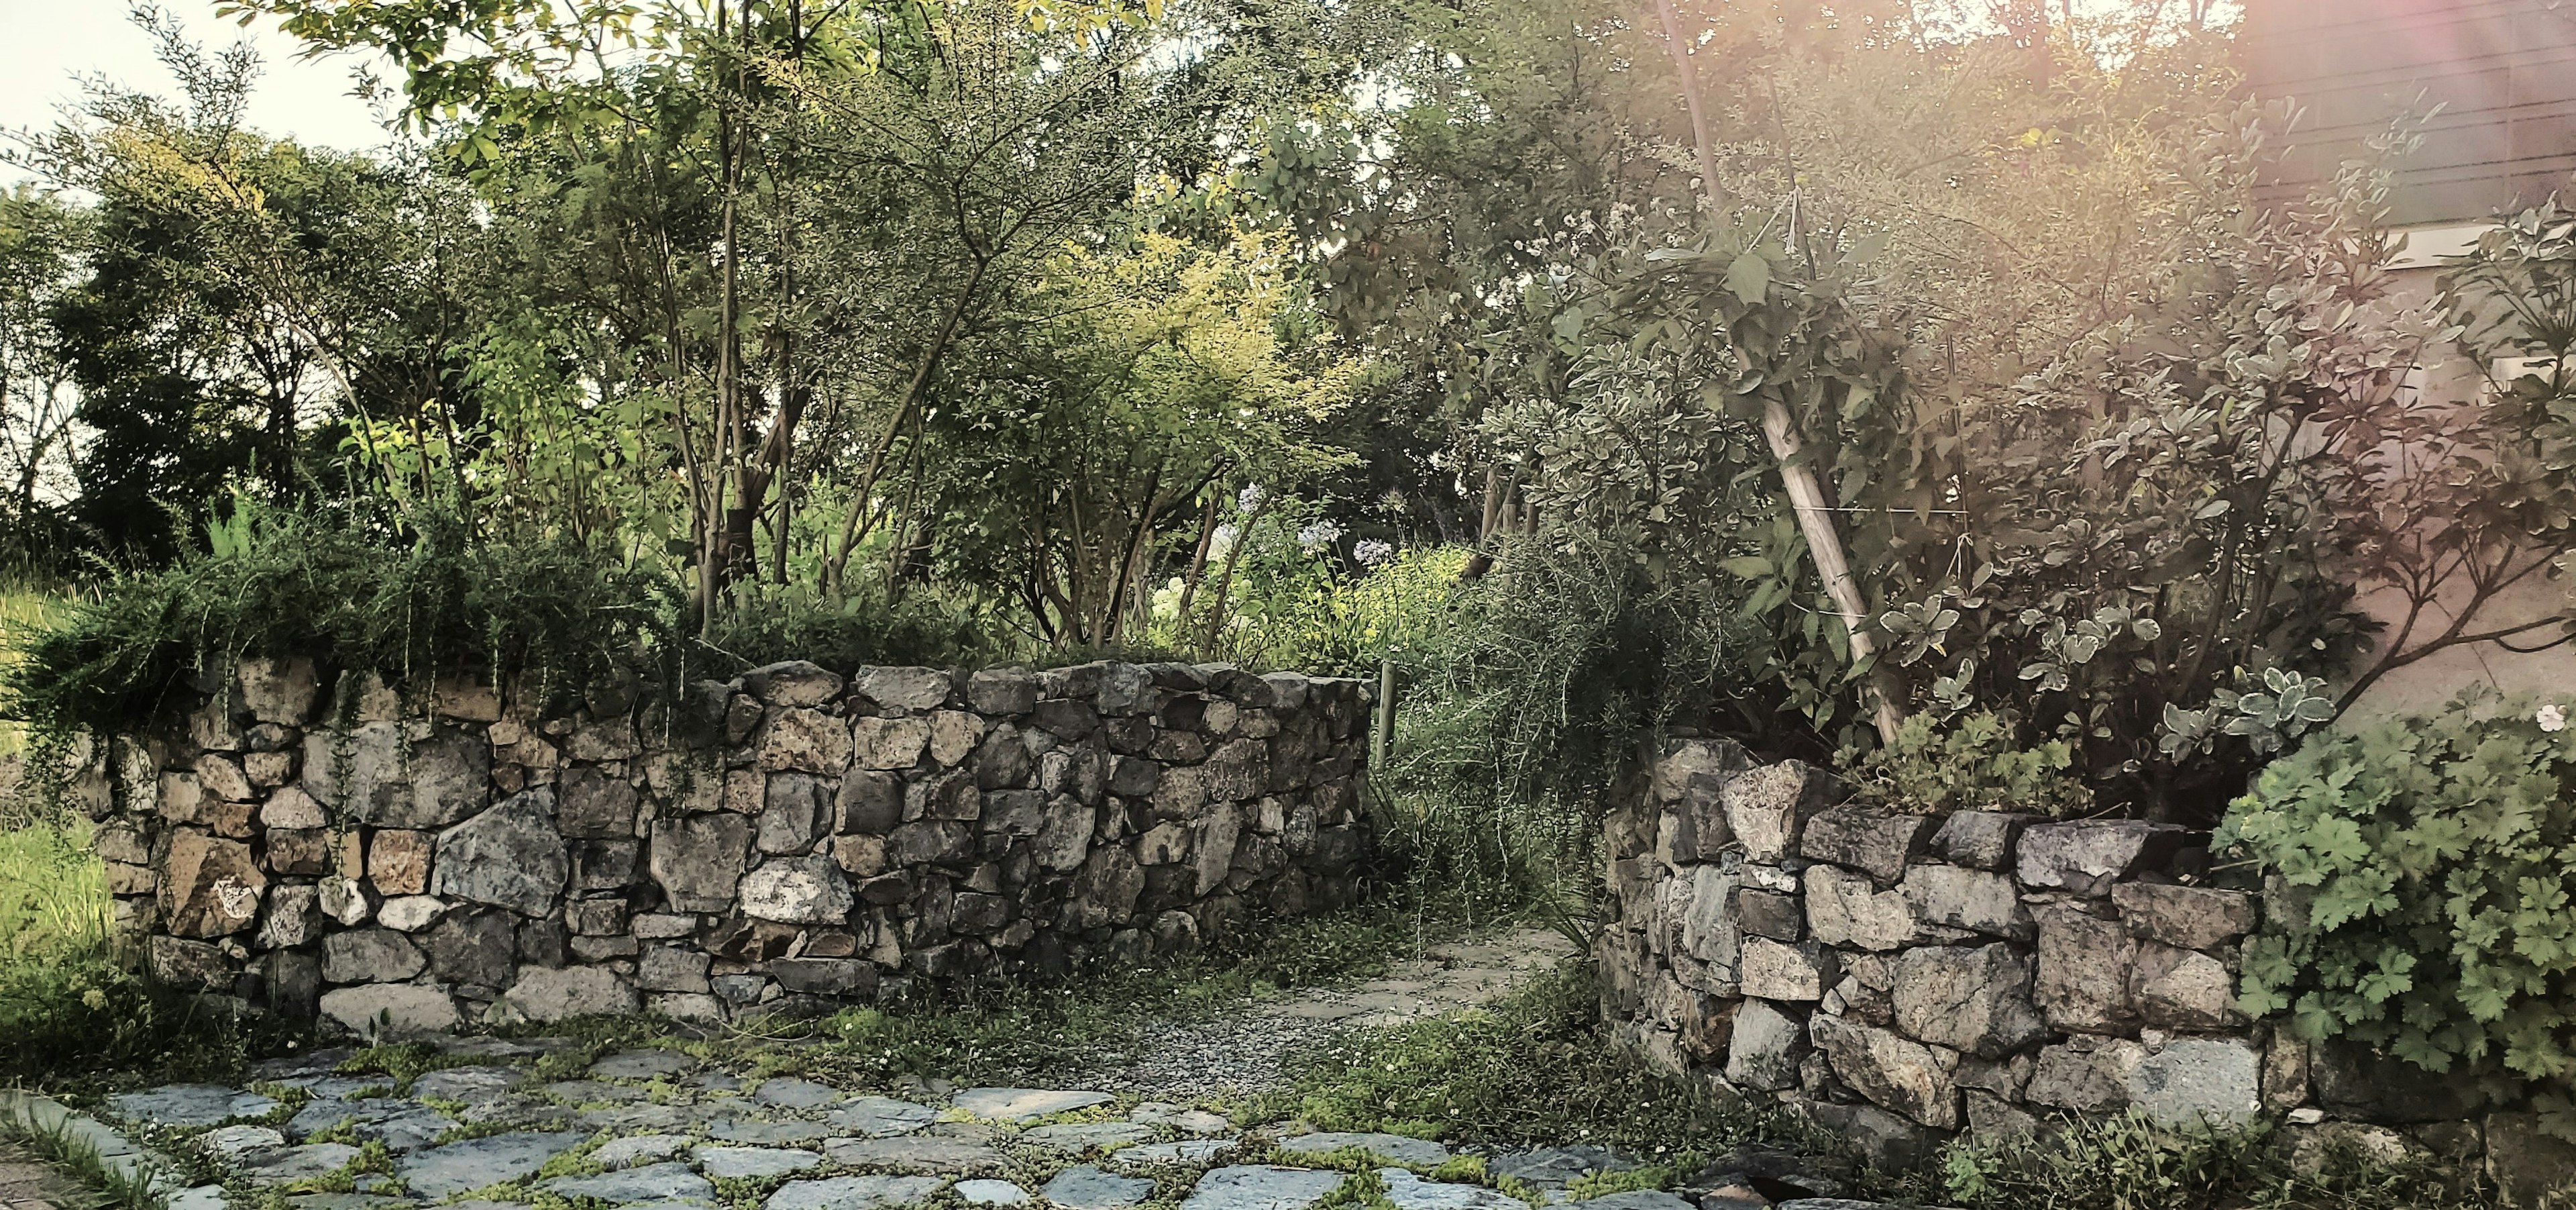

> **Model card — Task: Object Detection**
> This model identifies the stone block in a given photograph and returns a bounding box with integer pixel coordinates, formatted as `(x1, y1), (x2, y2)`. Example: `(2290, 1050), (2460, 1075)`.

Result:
(930, 711), (989, 766)
(379, 895), (448, 931)
(741, 854), (855, 924)
(745, 660), (845, 707)
(260, 786), (328, 829)
(433, 789), (569, 917)
(266, 827), (332, 876)
(967, 669), (1041, 715)
(760, 773), (830, 854)
(763, 709), (855, 773)
(1809, 1015), (1960, 1129)
(1735, 888), (1803, 942)
(1929, 811), (2033, 871)
(302, 723), (490, 829)
(1891, 943), (2049, 1059)
(637, 945), (712, 993)
(1807, 864), (1957, 951)
(149, 935), (234, 989)
(854, 666), (953, 711)
(2027, 1036), (2147, 1113)
(1900, 864), (2032, 940)
(2130, 941), (2239, 1029)
(504, 964), (639, 1022)
(319, 983), (460, 1038)
(256, 884), (323, 950)
(369, 829), (433, 895)
(1722, 760), (1840, 863)
(559, 766), (640, 840)
(2127, 1039), (2261, 1129)
(1739, 938), (1837, 1002)
(568, 898), (629, 936)
(839, 770), (904, 836)
(773, 958), (879, 997)
(239, 656), (319, 724)
(2015, 821), (2187, 896)
(1801, 809), (1932, 885)
(160, 829), (267, 938)
(2111, 882), (2257, 951)
(195, 754), (254, 802)
(2036, 907), (2137, 1032)
(573, 838), (641, 891)
(322, 928), (427, 983)
(1725, 998), (1808, 1091)
(650, 813), (753, 914)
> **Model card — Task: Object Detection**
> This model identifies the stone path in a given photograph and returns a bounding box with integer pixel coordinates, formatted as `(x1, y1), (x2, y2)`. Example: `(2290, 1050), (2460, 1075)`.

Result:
(70, 926), (1900, 1210)
(1076, 929), (1581, 1098)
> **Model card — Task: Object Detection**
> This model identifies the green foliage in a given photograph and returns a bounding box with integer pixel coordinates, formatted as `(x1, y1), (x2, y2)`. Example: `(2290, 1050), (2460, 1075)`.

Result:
(2217, 691), (2576, 1083)
(1266, 961), (1788, 1156)
(1933, 1110), (2491, 1210)
(1839, 711), (2092, 817)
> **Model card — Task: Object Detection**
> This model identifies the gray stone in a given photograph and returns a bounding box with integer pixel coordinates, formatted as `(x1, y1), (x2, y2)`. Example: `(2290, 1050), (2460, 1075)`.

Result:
(826, 1097), (938, 1137)
(774, 957), (876, 997)
(2130, 942), (2240, 1029)
(426, 909), (517, 987)
(1723, 999), (1808, 1092)
(378, 895), (448, 932)
(1891, 944), (2049, 1059)
(855, 667), (953, 711)
(1800, 809), (1932, 885)
(639, 945), (713, 995)
(1809, 1015), (1960, 1130)
(958, 1180), (1032, 1206)
(433, 789), (569, 916)
(967, 669), (1042, 715)
(755, 1078), (847, 1109)
(398, 1132), (586, 1199)
(1804, 865), (1934, 951)
(747, 661), (845, 707)
(1929, 811), (2033, 871)
(1561, 1195), (1689, 1210)
(853, 717), (933, 770)
(1794, 1099), (1941, 1172)
(650, 813), (753, 913)
(256, 883), (324, 950)
(1180, 1166), (1350, 1210)
(412, 1067), (518, 1105)
(1114, 1140), (1239, 1168)
(765, 1175), (945, 1210)
(1040, 1166), (1156, 1210)
(1278, 1132), (1450, 1166)
(2016, 821), (2186, 896)
(822, 1135), (1006, 1172)
(2485, 1113), (2576, 1208)
(593, 1134), (692, 1169)
(2036, 907), (2137, 1031)
(559, 766), (640, 840)
(1485, 1146), (1635, 1193)
(713, 1119), (831, 1146)
(1026, 1121), (1155, 1150)
(201, 1123), (287, 1158)
(696, 1145), (825, 1179)
(303, 723), (489, 829)
(1733, 889), (1803, 942)
(540, 1161), (716, 1204)
(109, 1085), (278, 1127)
(742, 854), (855, 924)
(238, 1142), (363, 1184)
(1674, 864), (1742, 982)
(1721, 761), (1840, 864)
(763, 708), (856, 773)
(2127, 1039), (2261, 1129)
(950, 1087), (1114, 1122)
(592, 1049), (692, 1080)
(1738, 938), (1836, 1002)
(2112, 882), (2258, 951)
(321, 929), (425, 983)
(318, 984), (461, 1038)
(504, 964), (638, 1022)
(2027, 1036), (2148, 1113)
(1375, 1170), (1529, 1210)
(1900, 864), (2033, 940)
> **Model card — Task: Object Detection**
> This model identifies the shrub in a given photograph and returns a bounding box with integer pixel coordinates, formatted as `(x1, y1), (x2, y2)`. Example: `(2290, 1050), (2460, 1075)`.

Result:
(2217, 689), (2576, 1086)
(1934, 1110), (2492, 1209)
(1838, 710), (2093, 817)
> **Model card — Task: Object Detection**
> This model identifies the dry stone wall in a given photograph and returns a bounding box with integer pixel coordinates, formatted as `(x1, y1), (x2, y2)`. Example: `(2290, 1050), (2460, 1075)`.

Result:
(90, 657), (1373, 1036)
(1599, 737), (2576, 1201)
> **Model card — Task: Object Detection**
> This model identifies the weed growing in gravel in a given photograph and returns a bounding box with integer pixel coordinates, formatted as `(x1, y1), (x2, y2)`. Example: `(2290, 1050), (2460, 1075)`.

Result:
(1256, 962), (1797, 1157)
(1927, 1111), (2499, 1210)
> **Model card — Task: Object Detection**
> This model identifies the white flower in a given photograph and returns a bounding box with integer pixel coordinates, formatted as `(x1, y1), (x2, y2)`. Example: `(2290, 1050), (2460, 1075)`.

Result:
(2540, 704), (2567, 732)
(1297, 520), (1344, 552)
(1353, 539), (1395, 566)
(1236, 484), (1269, 514)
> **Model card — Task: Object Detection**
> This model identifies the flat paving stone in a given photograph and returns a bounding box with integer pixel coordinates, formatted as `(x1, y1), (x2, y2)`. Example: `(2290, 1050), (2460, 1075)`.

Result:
(546, 1080), (646, 1103)
(273, 1076), (386, 1099)
(823, 1136), (1007, 1173)
(400, 1131), (586, 1199)
(595, 1134), (694, 1170)
(1024, 1122), (1154, 1151)
(1112, 1140), (1237, 1168)
(755, 1078), (846, 1109)
(1278, 1133), (1450, 1166)
(712, 1118), (831, 1146)
(582, 1104), (697, 1133)
(693, 1072), (745, 1092)
(238, 1142), (363, 1185)
(592, 1050), (695, 1080)
(167, 1188), (229, 1210)
(696, 1145), (825, 1180)
(1489, 1148), (1634, 1191)
(357, 1105), (458, 1152)
(1564, 1194), (1692, 1210)
(763, 1175), (945, 1210)
(201, 1123), (286, 1158)
(541, 1161), (716, 1205)
(1181, 1166), (1350, 1210)
(110, 1085), (278, 1127)
(949, 1088), (1112, 1122)
(825, 1098), (936, 1138)
(957, 1178), (1030, 1205)
(414, 1067), (523, 1104)
(1040, 1166), (1155, 1210)
(1377, 1170), (1530, 1210)
(1130, 1105), (1231, 1134)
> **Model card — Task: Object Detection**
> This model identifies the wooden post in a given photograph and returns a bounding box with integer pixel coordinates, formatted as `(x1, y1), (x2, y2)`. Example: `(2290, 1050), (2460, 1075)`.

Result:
(1373, 652), (1397, 772)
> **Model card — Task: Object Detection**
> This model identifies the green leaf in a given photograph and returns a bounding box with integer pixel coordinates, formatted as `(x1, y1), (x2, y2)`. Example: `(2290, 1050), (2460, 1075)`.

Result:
(1725, 252), (1770, 305)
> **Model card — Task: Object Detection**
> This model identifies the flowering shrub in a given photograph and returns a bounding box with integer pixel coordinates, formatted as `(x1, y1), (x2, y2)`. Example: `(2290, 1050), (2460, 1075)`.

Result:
(2218, 690), (2576, 1085)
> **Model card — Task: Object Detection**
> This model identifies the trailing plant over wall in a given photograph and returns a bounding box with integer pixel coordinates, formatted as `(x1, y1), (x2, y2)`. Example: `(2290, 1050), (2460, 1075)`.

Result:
(2218, 690), (2576, 1095)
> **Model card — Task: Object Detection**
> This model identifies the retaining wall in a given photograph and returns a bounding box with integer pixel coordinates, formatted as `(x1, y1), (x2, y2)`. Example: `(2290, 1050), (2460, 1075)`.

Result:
(87, 657), (1373, 1035)
(1598, 737), (2576, 1203)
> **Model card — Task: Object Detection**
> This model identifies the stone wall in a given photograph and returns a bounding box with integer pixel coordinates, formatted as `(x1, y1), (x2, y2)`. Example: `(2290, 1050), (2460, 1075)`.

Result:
(1598, 737), (2576, 1202)
(91, 657), (1372, 1036)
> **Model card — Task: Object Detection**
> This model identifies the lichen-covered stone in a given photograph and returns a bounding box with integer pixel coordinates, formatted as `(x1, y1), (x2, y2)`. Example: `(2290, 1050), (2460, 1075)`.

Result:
(1930, 811), (2033, 870)
(1721, 761), (1839, 863)
(161, 829), (266, 938)
(303, 723), (490, 829)
(1724, 998), (1808, 1091)
(741, 854), (854, 924)
(1739, 938), (1836, 1002)
(1900, 864), (2032, 941)
(2036, 907), (2138, 1032)
(1801, 809), (1932, 885)
(1891, 943), (2049, 1059)
(432, 789), (568, 917)
(2016, 821), (2186, 896)
(650, 813), (753, 913)
(2112, 881), (2258, 951)
(764, 709), (855, 773)
(1809, 1015), (1960, 1129)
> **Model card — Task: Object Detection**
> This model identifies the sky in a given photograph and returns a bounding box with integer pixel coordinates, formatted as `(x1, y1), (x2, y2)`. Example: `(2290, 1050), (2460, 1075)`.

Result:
(0, 0), (394, 185)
